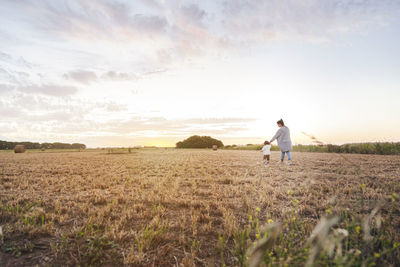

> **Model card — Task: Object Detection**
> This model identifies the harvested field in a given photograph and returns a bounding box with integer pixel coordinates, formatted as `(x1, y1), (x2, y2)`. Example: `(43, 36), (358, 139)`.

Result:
(0, 150), (399, 266)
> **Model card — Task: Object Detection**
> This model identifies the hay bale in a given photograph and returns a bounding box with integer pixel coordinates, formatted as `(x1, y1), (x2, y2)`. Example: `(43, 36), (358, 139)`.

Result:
(14, 145), (26, 153)
(41, 148), (46, 151)
(212, 145), (218, 151)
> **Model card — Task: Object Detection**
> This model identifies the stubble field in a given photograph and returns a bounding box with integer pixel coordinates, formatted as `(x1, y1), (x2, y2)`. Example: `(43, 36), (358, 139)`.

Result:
(0, 149), (399, 266)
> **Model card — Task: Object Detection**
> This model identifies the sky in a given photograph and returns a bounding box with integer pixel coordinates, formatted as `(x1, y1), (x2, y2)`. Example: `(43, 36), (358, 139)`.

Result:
(0, 0), (399, 147)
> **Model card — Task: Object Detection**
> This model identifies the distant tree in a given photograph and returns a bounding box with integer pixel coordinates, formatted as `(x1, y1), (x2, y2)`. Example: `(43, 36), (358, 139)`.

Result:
(20, 142), (41, 149)
(176, 135), (224, 148)
(53, 142), (71, 149)
(41, 143), (53, 149)
(0, 140), (11, 149)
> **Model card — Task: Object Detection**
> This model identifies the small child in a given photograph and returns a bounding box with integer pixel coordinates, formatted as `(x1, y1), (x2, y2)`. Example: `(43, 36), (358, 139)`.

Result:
(261, 141), (271, 164)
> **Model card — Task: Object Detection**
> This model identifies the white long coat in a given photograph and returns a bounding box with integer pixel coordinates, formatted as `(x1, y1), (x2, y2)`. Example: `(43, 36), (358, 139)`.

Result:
(270, 126), (292, 152)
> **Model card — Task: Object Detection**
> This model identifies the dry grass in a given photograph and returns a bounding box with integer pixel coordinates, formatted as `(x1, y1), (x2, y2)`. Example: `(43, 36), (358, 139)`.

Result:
(0, 150), (399, 266)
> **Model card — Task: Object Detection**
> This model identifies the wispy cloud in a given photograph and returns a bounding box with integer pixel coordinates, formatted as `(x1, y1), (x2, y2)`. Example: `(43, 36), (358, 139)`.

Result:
(0, 94), (129, 130)
(220, 0), (400, 42)
(2, 1), (399, 69)
(0, 83), (78, 97)
(0, 100), (23, 118)
(101, 71), (138, 81)
(83, 116), (254, 136)
(2, 1), (168, 41)
(0, 67), (30, 85)
(182, 118), (256, 125)
(0, 50), (34, 68)
(0, 84), (15, 95)
(3, 1), (399, 50)
(0, 103), (254, 137)
(63, 70), (97, 85)
(18, 84), (78, 97)
(63, 69), (162, 85)
(0, 51), (12, 61)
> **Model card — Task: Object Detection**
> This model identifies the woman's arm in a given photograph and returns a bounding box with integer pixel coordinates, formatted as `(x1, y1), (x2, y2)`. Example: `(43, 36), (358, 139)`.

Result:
(270, 129), (281, 143)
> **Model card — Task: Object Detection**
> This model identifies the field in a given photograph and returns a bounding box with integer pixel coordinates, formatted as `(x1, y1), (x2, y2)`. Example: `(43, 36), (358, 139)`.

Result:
(1, 149), (399, 266)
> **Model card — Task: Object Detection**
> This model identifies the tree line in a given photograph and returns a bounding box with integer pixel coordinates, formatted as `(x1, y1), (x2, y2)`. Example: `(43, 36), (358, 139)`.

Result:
(0, 140), (86, 150)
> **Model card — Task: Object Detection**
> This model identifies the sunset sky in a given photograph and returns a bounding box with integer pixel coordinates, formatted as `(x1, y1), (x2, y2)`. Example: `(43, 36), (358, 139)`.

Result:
(1, 0), (399, 147)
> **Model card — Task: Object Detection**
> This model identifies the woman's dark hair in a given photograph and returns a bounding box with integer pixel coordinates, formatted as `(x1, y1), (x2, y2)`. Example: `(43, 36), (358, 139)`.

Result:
(277, 119), (284, 126)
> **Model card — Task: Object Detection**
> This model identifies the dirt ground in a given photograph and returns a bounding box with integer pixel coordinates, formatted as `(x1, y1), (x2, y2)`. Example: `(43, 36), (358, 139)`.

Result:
(0, 149), (399, 266)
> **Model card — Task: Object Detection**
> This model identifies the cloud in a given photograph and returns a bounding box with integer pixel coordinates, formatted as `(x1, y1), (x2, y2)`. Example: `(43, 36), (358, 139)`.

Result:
(25, 111), (74, 122)
(63, 70), (97, 85)
(93, 101), (128, 112)
(0, 67), (30, 85)
(19, 84), (78, 96)
(0, 51), (12, 61)
(7, 94), (76, 111)
(101, 71), (138, 81)
(4, 0), (399, 71)
(182, 118), (256, 125)
(0, 112), (254, 138)
(0, 101), (23, 118)
(48, 116), (255, 136)
(0, 50), (34, 68)
(103, 101), (127, 112)
(141, 69), (167, 76)
(63, 69), (163, 84)
(63, 70), (140, 84)
(130, 14), (168, 33)
(4, 1), (168, 41)
(220, 0), (400, 43)
(180, 4), (207, 25)
(0, 94), (129, 129)
(0, 83), (15, 94)
(4, 1), (400, 47)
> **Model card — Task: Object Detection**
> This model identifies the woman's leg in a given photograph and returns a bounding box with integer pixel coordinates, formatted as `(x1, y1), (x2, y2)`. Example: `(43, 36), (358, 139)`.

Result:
(281, 151), (285, 161)
(287, 151), (292, 160)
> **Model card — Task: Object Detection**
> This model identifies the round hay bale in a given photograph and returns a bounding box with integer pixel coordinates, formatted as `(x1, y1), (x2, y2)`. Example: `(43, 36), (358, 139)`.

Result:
(212, 145), (218, 151)
(14, 145), (26, 153)
(41, 148), (46, 151)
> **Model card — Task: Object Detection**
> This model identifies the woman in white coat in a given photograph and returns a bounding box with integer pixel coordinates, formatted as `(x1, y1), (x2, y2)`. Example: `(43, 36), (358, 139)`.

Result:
(270, 119), (292, 164)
